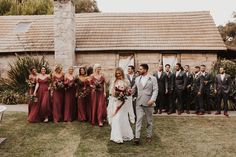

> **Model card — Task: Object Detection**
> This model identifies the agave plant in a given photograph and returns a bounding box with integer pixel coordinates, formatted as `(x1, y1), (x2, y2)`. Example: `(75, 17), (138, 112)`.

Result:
(0, 54), (51, 95)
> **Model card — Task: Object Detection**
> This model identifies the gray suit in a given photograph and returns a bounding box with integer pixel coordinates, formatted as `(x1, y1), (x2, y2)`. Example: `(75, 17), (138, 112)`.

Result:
(132, 75), (158, 139)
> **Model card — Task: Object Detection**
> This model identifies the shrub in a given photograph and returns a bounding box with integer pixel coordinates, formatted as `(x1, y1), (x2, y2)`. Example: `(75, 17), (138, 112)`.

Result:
(0, 55), (51, 104)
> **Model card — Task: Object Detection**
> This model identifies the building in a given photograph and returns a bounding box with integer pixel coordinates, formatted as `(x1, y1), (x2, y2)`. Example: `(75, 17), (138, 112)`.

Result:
(0, 0), (226, 78)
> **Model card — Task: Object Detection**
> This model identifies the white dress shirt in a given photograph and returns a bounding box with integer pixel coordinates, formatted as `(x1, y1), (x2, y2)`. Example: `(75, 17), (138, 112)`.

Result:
(157, 71), (162, 78)
(195, 72), (201, 78)
(176, 70), (180, 77)
(220, 73), (225, 81)
(140, 75), (149, 87)
(128, 74), (134, 81)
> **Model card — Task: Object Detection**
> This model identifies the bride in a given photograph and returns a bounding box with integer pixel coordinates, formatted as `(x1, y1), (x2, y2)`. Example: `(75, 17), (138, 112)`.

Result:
(107, 67), (135, 144)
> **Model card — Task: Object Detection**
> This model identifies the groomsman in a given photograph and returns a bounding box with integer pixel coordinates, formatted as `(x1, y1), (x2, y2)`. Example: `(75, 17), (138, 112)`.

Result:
(164, 64), (175, 113)
(183, 65), (193, 114)
(126, 65), (137, 119)
(192, 66), (204, 115)
(215, 67), (232, 117)
(201, 65), (213, 114)
(153, 64), (168, 114)
(168, 63), (187, 115)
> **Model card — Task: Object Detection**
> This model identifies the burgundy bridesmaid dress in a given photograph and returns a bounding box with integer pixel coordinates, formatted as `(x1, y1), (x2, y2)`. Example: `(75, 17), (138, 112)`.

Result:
(52, 76), (64, 123)
(77, 78), (90, 121)
(90, 76), (107, 125)
(37, 77), (51, 121)
(64, 78), (76, 122)
(28, 78), (40, 123)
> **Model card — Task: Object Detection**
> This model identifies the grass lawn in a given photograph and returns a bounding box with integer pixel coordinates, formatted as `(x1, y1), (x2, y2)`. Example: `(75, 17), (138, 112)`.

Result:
(1, 112), (236, 157)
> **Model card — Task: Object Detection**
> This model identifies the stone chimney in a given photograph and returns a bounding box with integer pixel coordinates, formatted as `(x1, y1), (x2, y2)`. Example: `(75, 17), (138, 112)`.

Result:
(54, 0), (76, 69)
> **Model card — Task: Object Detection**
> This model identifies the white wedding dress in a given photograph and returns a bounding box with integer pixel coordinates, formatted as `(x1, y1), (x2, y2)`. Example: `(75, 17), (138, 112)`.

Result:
(107, 79), (135, 143)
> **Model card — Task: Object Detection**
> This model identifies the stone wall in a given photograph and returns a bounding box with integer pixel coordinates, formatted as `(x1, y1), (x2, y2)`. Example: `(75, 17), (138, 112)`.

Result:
(76, 51), (218, 81)
(180, 52), (217, 72)
(54, 0), (76, 69)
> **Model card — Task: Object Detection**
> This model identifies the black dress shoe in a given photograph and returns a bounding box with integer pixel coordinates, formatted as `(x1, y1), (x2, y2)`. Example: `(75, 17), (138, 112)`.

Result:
(134, 138), (140, 145)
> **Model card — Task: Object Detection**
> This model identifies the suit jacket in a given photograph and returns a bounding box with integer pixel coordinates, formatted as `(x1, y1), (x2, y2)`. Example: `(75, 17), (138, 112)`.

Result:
(166, 72), (175, 92)
(153, 72), (168, 94)
(192, 73), (204, 93)
(202, 72), (212, 91)
(126, 74), (136, 88)
(185, 72), (193, 88)
(173, 70), (187, 91)
(132, 74), (158, 107)
(215, 74), (231, 94)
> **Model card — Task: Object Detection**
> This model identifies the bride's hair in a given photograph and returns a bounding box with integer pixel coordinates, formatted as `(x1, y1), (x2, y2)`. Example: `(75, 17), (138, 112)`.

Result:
(114, 67), (125, 83)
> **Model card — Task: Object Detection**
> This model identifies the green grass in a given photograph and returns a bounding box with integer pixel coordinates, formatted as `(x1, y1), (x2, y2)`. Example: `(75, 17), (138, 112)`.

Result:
(1, 112), (236, 157)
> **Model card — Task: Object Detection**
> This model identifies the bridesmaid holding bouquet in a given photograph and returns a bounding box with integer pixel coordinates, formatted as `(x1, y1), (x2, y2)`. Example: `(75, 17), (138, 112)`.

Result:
(64, 66), (77, 122)
(90, 64), (107, 127)
(77, 67), (90, 122)
(33, 66), (51, 123)
(51, 65), (65, 123)
(27, 67), (39, 123)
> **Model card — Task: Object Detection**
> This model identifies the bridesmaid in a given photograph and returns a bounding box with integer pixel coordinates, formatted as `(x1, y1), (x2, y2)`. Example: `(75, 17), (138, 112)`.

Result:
(28, 67), (39, 122)
(64, 66), (76, 122)
(90, 64), (107, 127)
(77, 67), (90, 122)
(33, 66), (51, 123)
(51, 65), (65, 123)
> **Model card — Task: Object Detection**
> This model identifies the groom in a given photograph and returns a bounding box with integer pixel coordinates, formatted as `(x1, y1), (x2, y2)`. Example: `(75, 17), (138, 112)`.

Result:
(132, 64), (158, 145)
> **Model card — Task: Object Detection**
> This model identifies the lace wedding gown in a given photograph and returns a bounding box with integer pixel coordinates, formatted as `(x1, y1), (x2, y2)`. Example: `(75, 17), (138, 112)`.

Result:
(107, 79), (135, 143)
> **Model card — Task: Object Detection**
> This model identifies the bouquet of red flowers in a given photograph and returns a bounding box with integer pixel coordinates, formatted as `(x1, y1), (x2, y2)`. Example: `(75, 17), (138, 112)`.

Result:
(26, 79), (36, 88)
(92, 80), (103, 91)
(76, 78), (89, 98)
(113, 86), (132, 116)
(114, 86), (132, 101)
(53, 80), (64, 90)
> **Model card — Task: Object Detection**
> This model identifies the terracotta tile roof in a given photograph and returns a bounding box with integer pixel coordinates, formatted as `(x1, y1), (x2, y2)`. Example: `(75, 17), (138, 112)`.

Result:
(0, 11), (226, 53)
(0, 15), (54, 52)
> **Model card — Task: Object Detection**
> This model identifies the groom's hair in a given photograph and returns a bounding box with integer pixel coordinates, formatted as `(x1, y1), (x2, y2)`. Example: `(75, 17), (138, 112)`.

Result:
(140, 64), (149, 71)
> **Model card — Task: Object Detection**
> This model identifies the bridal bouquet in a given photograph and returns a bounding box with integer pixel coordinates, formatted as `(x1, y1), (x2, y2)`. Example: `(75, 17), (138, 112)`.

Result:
(114, 86), (132, 102)
(112, 86), (132, 116)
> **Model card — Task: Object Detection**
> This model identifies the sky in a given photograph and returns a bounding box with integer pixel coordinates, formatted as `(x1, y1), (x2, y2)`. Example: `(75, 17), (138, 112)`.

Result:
(96, 0), (236, 26)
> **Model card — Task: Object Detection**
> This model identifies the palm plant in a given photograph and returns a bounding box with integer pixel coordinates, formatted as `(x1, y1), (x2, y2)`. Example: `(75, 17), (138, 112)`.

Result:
(0, 54), (51, 94)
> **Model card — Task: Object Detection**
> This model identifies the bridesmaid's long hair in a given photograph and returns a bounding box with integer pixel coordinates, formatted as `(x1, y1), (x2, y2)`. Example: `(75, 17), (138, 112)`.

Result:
(79, 67), (87, 76)
(114, 67), (125, 83)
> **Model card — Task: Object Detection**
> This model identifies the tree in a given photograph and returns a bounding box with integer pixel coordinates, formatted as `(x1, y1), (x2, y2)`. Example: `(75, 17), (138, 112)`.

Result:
(218, 12), (236, 47)
(0, 0), (99, 15)
(74, 0), (99, 13)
